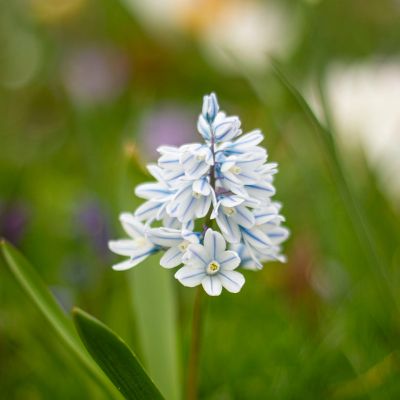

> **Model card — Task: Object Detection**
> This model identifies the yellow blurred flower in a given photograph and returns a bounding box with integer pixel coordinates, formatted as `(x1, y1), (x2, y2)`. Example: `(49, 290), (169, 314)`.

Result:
(30, 0), (87, 23)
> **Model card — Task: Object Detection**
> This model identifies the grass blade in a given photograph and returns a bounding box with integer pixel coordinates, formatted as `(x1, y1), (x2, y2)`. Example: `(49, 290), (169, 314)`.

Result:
(253, 62), (396, 310)
(0, 239), (120, 399)
(129, 257), (181, 400)
(73, 307), (164, 400)
(270, 62), (387, 272)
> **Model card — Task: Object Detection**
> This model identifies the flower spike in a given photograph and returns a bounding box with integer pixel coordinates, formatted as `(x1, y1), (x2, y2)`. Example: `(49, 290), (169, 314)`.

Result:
(109, 93), (289, 296)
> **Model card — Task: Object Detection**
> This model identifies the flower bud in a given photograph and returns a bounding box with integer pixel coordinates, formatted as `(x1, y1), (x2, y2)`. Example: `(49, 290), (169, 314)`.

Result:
(202, 92), (219, 122)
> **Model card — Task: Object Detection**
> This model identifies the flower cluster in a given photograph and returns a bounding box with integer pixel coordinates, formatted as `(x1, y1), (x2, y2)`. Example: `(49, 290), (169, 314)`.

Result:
(109, 93), (289, 296)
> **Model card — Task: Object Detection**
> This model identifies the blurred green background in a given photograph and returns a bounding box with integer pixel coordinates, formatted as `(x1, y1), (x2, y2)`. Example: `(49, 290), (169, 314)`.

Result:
(1, 0), (400, 399)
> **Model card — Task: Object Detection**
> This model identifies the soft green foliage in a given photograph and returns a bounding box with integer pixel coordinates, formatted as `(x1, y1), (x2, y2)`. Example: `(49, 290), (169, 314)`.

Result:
(0, 240), (121, 399)
(1, 0), (400, 398)
(73, 308), (164, 400)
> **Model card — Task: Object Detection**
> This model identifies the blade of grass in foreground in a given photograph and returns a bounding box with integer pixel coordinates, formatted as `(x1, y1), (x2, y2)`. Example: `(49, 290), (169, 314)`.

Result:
(73, 308), (165, 400)
(0, 240), (121, 399)
(129, 256), (181, 400)
(245, 61), (396, 311)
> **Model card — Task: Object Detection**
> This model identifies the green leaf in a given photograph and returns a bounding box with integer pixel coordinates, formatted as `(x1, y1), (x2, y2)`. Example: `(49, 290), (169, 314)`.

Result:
(129, 256), (181, 400)
(121, 160), (181, 400)
(73, 307), (165, 400)
(0, 239), (121, 399)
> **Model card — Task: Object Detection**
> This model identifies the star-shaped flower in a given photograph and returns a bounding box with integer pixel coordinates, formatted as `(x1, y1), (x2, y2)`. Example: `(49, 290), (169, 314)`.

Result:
(175, 229), (245, 296)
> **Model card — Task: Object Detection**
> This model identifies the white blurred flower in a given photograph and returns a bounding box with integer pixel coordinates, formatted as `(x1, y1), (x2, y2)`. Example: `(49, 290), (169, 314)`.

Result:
(309, 60), (400, 203)
(120, 0), (298, 73)
(198, 0), (297, 72)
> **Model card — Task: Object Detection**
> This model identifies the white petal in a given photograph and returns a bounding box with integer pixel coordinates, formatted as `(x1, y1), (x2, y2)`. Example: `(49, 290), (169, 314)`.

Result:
(108, 239), (137, 256)
(241, 227), (272, 249)
(245, 182), (276, 199)
(221, 170), (242, 185)
(219, 250), (240, 270)
(135, 183), (169, 200)
(158, 153), (181, 170)
(147, 164), (165, 182)
(233, 206), (255, 229)
(220, 195), (244, 208)
(147, 227), (182, 247)
(202, 275), (222, 296)
(220, 160), (236, 173)
(156, 202), (168, 220)
(163, 216), (181, 229)
(204, 229), (226, 259)
(210, 200), (221, 219)
(236, 151), (266, 168)
(187, 162), (210, 179)
(195, 195), (211, 219)
(111, 259), (138, 271)
(185, 243), (209, 267)
(182, 230), (199, 244)
(213, 116), (241, 142)
(253, 206), (281, 225)
(202, 92), (219, 121)
(119, 213), (144, 238)
(197, 114), (211, 140)
(244, 243), (264, 269)
(134, 201), (162, 221)
(160, 247), (183, 268)
(233, 130), (263, 147)
(177, 195), (197, 222)
(218, 271), (245, 293)
(157, 145), (179, 154)
(112, 247), (156, 271)
(192, 178), (211, 196)
(175, 266), (205, 287)
(265, 226), (290, 244)
(216, 213), (241, 243)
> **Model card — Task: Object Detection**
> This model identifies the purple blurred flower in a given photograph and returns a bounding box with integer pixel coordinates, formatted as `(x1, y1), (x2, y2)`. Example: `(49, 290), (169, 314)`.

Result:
(0, 202), (30, 245)
(75, 200), (110, 259)
(138, 104), (197, 159)
(62, 45), (131, 105)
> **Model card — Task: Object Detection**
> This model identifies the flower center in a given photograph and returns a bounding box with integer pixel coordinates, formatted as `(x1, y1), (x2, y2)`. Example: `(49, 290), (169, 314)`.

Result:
(192, 191), (201, 199)
(230, 165), (241, 174)
(196, 154), (205, 161)
(223, 206), (236, 216)
(206, 260), (220, 275)
(178, 240), (189, 252)
(133, 237), (149, 247)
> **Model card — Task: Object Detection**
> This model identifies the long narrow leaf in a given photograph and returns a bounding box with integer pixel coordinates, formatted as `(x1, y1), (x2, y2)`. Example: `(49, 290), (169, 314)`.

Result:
(129, 256), (181, 400)
(0, 239), (120, 399)
(121, 153), (181, 400)
(270, 62), (396, 310)
(73, 308), (164, 400)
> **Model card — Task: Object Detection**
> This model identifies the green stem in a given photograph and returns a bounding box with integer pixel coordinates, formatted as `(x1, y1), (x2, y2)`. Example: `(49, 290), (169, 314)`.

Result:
(186, 287), (204, 400)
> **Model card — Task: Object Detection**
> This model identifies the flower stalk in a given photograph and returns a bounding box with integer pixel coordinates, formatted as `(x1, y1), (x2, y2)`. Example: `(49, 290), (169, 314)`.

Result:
(187, 287), (204, 400)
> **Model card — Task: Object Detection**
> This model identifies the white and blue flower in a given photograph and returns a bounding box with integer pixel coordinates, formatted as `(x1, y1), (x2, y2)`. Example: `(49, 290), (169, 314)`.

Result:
(147, 226), (199, 268)
(108, 213), (159, 270)
(175, 229), (245, 296)
(109, 92), (289, 295)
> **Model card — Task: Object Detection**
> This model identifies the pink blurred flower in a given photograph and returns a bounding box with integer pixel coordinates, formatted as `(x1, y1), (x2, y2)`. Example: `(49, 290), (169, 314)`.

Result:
(138, 104), (197, 159)
(62, 45), (131, 106)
